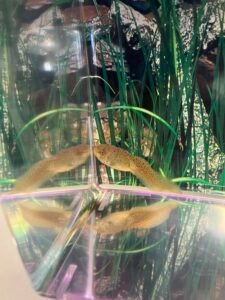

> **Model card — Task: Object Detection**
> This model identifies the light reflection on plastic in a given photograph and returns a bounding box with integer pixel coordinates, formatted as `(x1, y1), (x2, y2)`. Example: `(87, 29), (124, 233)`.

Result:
(209, 205), (225, 237)
(70, 30), (83, 70)
(43, 61), (54, 72)
(42, 38), (55, 51)
(56, 264), (77, 299)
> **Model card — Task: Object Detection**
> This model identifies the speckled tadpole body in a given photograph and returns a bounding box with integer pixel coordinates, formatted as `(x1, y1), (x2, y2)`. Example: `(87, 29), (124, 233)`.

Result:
(94, 144), (181, 234)
(93, 143), (135, 172)
(8, 144), (90, 230)
(13, 144), (90, 193)
(93, 144), (181, 193)
(94, 200), (178, 234)
(6, 143), (181, 234)
(18, 201), (72, 230)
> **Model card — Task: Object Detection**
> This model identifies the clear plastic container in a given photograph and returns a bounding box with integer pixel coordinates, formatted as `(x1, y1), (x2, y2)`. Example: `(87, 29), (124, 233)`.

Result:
(0, 1), (225, 300)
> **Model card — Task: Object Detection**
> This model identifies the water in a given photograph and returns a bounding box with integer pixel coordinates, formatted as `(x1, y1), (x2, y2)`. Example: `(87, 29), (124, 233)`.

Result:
(1, 0), (225, 299)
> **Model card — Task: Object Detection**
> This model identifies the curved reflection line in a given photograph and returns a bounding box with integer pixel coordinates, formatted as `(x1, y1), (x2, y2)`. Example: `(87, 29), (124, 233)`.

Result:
(0, 185), (90, 203)
(1, 183), (225, 204)
(99, 184), (225, 205)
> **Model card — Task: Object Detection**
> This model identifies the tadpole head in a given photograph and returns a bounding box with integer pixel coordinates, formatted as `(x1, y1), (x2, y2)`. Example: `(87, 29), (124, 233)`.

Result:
(93, 144), (108, 161)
